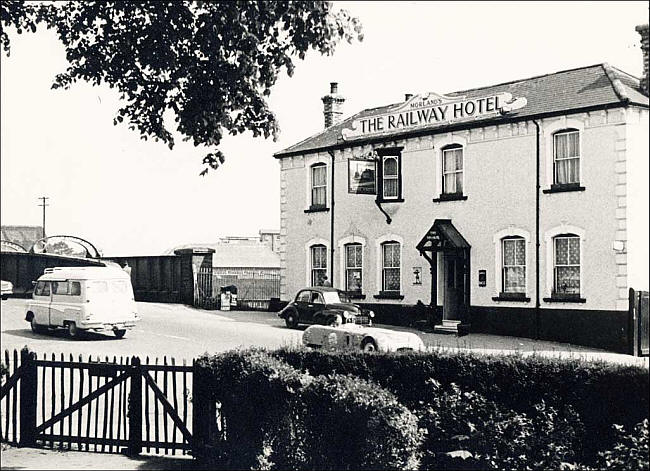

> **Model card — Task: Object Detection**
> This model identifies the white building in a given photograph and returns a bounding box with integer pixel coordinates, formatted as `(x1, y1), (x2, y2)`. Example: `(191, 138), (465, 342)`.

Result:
(273, 27), (649, 352)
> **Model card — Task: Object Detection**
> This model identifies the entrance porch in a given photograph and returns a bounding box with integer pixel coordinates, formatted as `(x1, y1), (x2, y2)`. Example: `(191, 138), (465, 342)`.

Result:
(416, 219), (471, 335)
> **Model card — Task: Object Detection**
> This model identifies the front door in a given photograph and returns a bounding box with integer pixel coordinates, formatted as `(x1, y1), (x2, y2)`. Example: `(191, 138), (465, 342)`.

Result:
(443, 254), (465, 321)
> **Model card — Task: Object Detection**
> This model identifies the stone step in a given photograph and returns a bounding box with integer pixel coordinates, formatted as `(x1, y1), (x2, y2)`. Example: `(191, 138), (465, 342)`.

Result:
(442, 319), (461, 326)
(433, 325), (460, 335)
(433, 322), (471, 337)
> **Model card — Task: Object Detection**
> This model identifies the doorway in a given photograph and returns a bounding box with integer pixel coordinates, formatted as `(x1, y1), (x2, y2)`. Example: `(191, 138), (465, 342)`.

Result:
(443, 253), (465, 321)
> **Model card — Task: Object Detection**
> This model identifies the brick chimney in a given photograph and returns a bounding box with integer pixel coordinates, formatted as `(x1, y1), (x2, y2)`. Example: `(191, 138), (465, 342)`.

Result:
(636, 24), (649, 95)
(321, 82), (345, 128)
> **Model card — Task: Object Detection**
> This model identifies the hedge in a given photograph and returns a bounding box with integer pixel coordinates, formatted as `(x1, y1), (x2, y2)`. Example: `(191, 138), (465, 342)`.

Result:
(194, 348), (648, 470)
(195, 349), (422, 470)
(271, 347), (649, 465)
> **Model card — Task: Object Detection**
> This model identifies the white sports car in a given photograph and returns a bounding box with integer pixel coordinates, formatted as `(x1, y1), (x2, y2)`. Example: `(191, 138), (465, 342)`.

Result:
(302, 323), (426, 353)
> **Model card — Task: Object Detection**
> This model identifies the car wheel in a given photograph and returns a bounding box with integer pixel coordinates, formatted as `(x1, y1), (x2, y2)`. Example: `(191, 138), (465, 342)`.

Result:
(67, 322), (81, 339)
(30, 317), (44, 334)
(361, 338), (378, 352)
(285, 312), (298, 329)
(114, 329), (127, 339)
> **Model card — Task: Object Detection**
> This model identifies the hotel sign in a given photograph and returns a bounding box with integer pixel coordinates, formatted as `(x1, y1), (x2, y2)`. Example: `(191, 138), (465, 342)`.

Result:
(341, 91), (527, 139)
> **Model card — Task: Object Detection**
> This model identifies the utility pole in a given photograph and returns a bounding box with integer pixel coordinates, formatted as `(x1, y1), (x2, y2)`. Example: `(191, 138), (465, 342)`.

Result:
(37, 196), (49, 238)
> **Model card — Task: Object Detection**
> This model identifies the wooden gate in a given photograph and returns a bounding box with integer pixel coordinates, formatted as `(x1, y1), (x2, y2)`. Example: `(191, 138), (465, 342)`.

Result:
(196, 266), (217, 309)
(630, 288), (649, 357)
(1, 350), (194, 454)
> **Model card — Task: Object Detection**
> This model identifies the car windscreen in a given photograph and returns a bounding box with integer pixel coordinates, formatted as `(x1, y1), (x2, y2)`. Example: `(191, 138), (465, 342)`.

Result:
(321, 291), (342, 304)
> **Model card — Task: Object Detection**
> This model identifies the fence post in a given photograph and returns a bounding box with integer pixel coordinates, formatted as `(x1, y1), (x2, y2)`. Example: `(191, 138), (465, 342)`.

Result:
(192, 359), (215, 459)
(127, 356), (142, 455)
(629, 288), (640, 357)
(19, 349), (37, 447)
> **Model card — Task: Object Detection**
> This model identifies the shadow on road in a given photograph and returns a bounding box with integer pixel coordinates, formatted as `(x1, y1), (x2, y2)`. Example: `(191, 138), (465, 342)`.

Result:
(2, 329), (120, 342)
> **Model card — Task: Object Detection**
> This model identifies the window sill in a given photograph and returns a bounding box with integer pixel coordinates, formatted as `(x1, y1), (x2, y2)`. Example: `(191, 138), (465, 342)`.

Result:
(542, 184), (585, 194)
(433, 193), (468, 203)
(374, 292), (404, 300)
(377, 198), (405, 203)
(304, 206), (329, 213)
(492, 293), (531, 302)
(543, 296), (586, 303)
(346, 293), (366, 300)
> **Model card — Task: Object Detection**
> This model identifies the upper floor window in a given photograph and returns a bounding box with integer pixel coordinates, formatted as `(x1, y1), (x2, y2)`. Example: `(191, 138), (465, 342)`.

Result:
(381, 241), (401, 293)
(376, 147), (403, 201)
(502, 237), (525, 294)
(442, 144), (463, 195)
(345, 243), (363, 294)
(311, 164), (327, 207)
(553, 129), (580, 186)
(382, 156), (399, 199)
(553, 234), (580, 296)
(310, 244), (327, 286)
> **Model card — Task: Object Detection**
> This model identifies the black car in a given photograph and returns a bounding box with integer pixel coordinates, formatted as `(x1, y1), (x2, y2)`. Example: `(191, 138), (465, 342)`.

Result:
(278, 287), (374, 328)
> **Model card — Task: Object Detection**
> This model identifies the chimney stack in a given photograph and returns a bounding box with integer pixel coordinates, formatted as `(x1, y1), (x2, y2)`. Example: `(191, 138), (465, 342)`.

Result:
(321, 82), (345, 128)
(636, 24), (649, 95)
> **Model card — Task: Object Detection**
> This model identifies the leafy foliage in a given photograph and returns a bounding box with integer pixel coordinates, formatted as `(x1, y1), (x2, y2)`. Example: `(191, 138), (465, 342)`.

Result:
(297, 374), (422, 470)
(419, 381), (584, 470)
(0, 1), (41, 55)
(272, 347), (649, 465)
(1, 1), (363, 174)
(195, 349), (422, 470)
(596, 419), (649, 470)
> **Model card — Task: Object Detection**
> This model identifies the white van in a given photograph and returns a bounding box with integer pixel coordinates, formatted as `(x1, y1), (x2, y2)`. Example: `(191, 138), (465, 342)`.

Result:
(25, 266), (139, 339)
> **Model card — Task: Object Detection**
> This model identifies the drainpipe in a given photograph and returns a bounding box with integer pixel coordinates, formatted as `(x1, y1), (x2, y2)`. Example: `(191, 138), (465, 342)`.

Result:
(328, 150), (336, 286)
(533, 120), (541, 340)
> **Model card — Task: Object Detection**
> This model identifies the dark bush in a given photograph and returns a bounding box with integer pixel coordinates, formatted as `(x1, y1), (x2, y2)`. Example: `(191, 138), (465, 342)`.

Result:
(195, 349), (309, 469)
(595, 419), (649, 470)
(195, 349), (422, 470)
(297, 374), (422, 470)
(419, 381), (584, 470)
(272, 347), (648, 464)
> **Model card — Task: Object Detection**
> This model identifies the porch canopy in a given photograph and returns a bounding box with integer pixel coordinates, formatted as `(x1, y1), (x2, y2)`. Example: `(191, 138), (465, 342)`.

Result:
(416, 219), (470, 263)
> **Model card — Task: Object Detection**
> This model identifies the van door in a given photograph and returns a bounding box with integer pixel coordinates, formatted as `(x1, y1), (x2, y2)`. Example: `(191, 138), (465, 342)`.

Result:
(32, 281), (52, 326)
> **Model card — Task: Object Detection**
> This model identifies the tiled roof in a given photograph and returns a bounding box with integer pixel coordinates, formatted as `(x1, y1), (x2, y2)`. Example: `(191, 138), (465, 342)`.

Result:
(274, 64), (648, 158)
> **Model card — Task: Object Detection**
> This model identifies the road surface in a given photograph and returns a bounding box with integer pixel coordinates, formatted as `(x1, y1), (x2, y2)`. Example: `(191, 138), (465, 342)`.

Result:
(1, 298), (301, 363)
(1, 298), (647, 366)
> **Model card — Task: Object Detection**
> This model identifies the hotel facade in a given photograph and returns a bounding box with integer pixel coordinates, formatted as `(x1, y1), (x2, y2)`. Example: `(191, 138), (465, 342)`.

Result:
(274, 27), (649, 352)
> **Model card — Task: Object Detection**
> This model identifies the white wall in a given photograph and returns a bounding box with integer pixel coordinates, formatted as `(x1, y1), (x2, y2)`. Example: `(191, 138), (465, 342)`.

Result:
(280, 107), (640, 312)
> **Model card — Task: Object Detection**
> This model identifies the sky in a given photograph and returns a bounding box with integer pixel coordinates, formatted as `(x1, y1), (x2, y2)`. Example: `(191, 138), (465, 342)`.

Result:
(1, 1), (648, 256)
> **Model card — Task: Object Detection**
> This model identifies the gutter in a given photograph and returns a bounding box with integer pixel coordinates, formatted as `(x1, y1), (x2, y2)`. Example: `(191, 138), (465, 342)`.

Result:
(328, 150), (335, 286)
(533, 120), (541, 340)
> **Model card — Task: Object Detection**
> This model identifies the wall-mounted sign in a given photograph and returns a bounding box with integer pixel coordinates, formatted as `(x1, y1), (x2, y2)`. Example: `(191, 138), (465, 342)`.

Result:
(341, 91), (527, 139)
(478, 270), (487, 287)
(348, 159), (376, 194)
(413, 267), (422, 285)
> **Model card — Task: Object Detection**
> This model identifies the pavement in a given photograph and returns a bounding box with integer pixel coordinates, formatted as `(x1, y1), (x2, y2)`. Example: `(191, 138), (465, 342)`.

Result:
(0, 444), (205, 470)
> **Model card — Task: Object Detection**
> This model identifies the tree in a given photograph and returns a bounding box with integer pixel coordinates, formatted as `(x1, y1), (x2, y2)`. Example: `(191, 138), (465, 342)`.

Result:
(1, 1), (363, 174)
